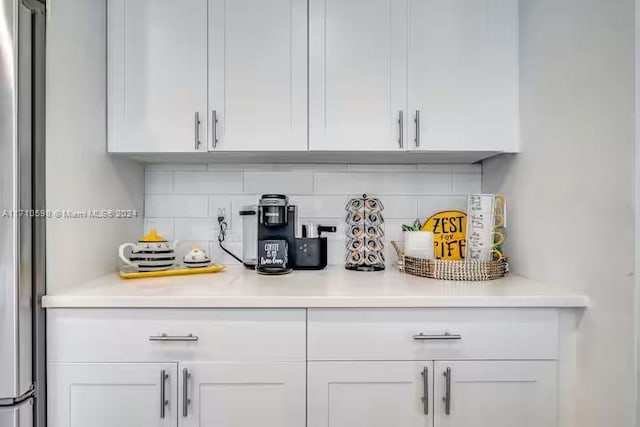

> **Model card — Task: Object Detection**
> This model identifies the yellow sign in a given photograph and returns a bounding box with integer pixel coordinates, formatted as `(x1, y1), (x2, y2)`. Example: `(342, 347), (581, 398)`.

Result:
(422, 210), (467, 260)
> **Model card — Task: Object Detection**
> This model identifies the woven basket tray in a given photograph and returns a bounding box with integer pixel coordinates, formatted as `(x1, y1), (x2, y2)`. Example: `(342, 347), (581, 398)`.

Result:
(391, 241), (509, 281)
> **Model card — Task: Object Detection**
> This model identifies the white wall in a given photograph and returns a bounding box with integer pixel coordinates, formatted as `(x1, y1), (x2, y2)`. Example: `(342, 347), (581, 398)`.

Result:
(483, 0), (636, 425)
(143, 163), (480, 266)
(46, 0), (144, 292)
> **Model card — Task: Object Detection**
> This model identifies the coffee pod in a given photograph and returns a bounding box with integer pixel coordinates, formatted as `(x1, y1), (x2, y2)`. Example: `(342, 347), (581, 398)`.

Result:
(346, 198), (364, 212)
(366, 225), (384, 239)
(348, 224), (364, 239)
(364, 251), (383, 266)
(366, 212), (384, 225)
(346, 211), (365, 224)
(366, 239), (384, 251)
(347, 250), (365, 265)
(364, 198), (384, 212)
(348, 239), (365, 251)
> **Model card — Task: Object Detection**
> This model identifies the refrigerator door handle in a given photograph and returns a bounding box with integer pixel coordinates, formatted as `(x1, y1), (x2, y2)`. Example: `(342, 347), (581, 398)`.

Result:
(0, 385), (35, 407)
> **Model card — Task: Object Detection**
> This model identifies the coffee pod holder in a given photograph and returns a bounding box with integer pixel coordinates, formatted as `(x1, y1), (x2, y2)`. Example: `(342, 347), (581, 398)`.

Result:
(345, 194), (385, 272)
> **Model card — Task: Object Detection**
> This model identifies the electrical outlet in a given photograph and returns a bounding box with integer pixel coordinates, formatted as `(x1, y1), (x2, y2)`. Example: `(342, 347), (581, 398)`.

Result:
(217, 208), (226, 220)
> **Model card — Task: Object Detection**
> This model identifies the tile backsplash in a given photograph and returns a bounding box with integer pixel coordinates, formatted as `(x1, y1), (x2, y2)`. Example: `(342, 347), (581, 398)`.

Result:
(143, 163), (481, 266)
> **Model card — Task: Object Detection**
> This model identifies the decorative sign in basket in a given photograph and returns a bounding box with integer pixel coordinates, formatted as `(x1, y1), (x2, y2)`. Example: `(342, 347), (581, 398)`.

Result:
(391, 241), (509, 281)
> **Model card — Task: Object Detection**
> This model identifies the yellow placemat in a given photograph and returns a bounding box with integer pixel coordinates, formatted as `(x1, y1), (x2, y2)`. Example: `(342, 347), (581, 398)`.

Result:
(119, 265), (226, 280)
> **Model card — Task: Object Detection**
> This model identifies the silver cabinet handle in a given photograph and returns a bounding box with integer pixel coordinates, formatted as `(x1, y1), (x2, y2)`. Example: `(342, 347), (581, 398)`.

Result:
(421, 366), (429, 415)
(413, 332), (462, 340)
(443, 367), (452, 415)
(182, 368), (191, 417)
(160, 370), (169, 419)
(149, 333), (199, 342)
(414, 110), (421, 148)
(194, 112), (202, 149)
(212, 110), (219, 148)
(398, 111), (404, 148)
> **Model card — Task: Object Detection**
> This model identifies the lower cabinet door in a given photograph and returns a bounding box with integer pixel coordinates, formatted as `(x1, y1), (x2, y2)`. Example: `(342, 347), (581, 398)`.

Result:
(179, 362), (306, 427)
(433, 361), (557, 427)
(308, 361), (432, 427)
(48, 363), (178, 427)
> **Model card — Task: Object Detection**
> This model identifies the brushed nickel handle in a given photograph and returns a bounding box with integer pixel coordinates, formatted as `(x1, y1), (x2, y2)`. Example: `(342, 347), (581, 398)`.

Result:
(414, 110), (421, 148)
(160, 370), (169, 419)
(398, 111), (404, 148)
(421, 366), (429, 415)
(443, 367), (452, 415)
(212, 110), (219, 148)
(413, 332), (462, 341)
(182, 368), (191, 417)
(194, 112), (201, 149)
(149, 333), (199, 342)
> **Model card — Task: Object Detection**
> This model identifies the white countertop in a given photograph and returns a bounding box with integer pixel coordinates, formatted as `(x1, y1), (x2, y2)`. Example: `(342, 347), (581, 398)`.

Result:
(42, 266), (589, 309)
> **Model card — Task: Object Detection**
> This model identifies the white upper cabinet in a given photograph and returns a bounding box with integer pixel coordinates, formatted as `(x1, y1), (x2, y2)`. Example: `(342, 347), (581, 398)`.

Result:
(408, 0), (519, 152)
(209, 0), (308, 151)
(107, 0), (519, 154)
(309, 0), (408, 151)
(108, 0), (208, 153)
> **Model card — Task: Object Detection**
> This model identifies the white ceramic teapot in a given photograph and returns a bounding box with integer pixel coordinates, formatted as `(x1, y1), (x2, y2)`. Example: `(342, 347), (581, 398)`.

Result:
(118, 229), (178, 272)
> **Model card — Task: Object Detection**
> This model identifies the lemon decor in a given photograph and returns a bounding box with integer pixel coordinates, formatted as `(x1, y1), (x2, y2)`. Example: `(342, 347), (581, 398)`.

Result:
(421, 210), (467, 260)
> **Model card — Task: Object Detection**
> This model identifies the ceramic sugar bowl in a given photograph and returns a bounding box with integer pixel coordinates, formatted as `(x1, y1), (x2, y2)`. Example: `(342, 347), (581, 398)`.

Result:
(183, 245), (212, 268)
(119, 229), (177, 272)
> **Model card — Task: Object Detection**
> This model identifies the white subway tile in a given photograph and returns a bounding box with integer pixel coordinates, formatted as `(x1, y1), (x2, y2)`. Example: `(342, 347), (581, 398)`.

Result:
(145, 195), (209, 218)
(383, 218), (417, 241)
(452, 173), (482, 194)
(143, 219), (174, 240)
(417, 196), (469, 220)
(377, 196), (418, 219)
(208, 197), (233, 219)
(175, 218), (219, 241)
(327, 240), (347, 266)
(346, 164), (418, 172)
(174, 172), (244, 194)
(290, 196), (348, 218)
(314, 173), (452, 195)
(244, 171), (314, 195)
(146, 164), (208, 171)
(145, 172), (173, 194)
(209, 241), (244, 266)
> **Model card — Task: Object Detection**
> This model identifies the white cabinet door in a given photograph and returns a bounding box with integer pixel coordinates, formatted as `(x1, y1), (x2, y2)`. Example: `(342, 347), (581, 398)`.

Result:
(108, 0), (208, 153)
(308, 362), (432, 427)
(433, 361), (557, 427)
(180, 362), (305, 427)
(48, 363), (178, 427)
(209, 0), (307, 151)
(309, 0), (407, 151)
(408, 0), (519, 152)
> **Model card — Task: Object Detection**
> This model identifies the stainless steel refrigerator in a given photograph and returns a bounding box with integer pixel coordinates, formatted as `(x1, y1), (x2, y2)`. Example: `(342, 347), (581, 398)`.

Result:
(0, 0), (46, 426)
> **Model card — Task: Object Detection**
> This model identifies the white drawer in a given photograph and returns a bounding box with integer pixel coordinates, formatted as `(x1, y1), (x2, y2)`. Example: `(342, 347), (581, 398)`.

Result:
(308, 308), (559, 361)
(48, 309), (306, 362)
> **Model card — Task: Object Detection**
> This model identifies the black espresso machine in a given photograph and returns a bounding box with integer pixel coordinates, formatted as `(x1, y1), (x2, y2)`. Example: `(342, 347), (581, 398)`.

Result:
(256, 194), (335, 274)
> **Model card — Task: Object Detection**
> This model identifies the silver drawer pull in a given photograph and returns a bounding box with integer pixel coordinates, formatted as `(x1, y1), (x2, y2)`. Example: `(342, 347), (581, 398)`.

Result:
(413, 332), (462, 341)
(149, 333), (199, 342)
